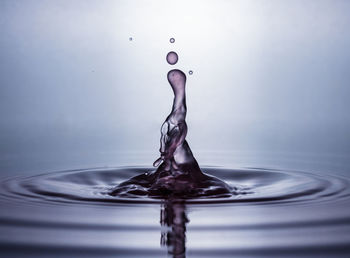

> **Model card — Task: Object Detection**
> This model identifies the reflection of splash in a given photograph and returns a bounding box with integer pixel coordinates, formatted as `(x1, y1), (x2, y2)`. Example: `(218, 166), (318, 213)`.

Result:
(160, 200), (189, 257)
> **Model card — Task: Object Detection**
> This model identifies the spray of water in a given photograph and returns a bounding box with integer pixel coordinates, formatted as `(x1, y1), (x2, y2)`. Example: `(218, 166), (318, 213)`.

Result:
(111, 41), (232, 198)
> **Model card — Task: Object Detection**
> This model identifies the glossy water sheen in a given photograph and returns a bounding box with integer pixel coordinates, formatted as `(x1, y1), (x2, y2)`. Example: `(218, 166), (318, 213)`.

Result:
(1, 166), (350, 257)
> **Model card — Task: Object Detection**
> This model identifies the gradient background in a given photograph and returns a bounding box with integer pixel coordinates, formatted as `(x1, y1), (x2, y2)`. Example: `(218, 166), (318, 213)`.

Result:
(1, 0), (350, 177)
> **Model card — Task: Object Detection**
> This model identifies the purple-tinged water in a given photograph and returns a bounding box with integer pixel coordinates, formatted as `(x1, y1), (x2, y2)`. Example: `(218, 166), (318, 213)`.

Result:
(166, 52), (178, 65)
(111, 49), (232, 199)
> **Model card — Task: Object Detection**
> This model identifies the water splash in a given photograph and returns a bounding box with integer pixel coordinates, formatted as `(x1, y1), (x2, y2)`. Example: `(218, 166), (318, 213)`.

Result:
(111, 50), (232, 198)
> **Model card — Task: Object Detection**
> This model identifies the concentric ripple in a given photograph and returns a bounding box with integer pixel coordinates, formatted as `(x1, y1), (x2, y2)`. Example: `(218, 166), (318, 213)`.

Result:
(0, 167), (349, 205)
(1, 167), (350, 257)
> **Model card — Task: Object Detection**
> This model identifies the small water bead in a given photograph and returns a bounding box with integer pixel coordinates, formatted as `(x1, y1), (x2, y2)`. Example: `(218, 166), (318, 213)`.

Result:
(170, 38), (175, 43)
(166, 51), (178, 65)
(189, 70), (193, 75)
(129, 37), (133, 41)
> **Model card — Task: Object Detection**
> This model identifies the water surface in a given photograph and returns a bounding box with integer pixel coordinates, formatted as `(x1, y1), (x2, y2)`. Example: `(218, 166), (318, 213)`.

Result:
(1, 165), (350, 257)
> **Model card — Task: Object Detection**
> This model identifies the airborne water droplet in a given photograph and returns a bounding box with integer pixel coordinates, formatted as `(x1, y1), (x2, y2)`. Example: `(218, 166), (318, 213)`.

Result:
(166, 51), (178, 65)
(129, 37), (133, 41)
(170, 38), (175, 43)
(189, 70), (193, 75)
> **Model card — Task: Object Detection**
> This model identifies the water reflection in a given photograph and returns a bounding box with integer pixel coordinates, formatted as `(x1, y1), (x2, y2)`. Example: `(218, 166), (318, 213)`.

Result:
(160, 199), (189, 257)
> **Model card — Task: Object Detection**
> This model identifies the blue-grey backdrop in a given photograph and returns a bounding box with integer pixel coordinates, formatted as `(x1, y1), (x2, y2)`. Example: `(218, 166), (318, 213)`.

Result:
(1, 0), (349, 177)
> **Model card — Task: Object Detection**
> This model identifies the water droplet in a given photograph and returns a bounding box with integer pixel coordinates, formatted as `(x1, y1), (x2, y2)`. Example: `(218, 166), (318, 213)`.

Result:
(189, 70), (193, 75)
(129, 37), (133, 41)
(166, 51), (178, 65)
(170, 38), (175, 43)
